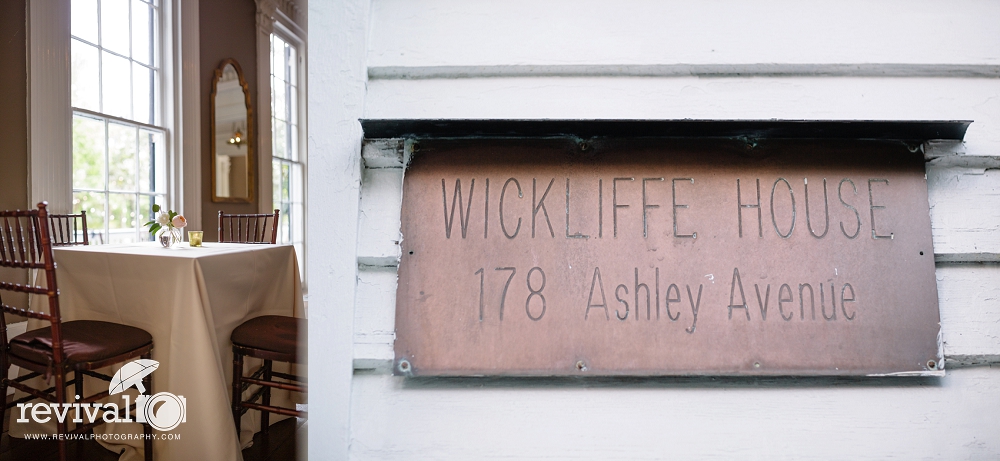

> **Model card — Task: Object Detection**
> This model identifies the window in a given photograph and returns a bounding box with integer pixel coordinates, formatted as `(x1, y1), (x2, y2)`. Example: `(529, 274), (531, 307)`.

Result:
(271, 34), (305, 260)
(71, 0), (167, 244)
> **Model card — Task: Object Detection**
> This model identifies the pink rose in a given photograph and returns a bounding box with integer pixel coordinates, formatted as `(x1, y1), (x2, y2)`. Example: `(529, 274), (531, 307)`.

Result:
(172, 215), (187, 228)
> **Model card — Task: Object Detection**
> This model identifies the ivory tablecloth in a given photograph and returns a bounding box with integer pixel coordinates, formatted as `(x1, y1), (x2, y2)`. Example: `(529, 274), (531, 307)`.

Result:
(10, 242), (305, 461)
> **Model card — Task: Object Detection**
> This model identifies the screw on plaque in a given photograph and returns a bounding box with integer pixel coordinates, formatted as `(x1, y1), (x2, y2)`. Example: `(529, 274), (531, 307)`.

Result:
(575, 361), (588, 372)
(398, 359), (412, 375)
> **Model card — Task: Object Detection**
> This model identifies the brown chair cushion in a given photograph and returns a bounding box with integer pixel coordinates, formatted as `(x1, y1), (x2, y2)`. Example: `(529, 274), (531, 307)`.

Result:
(231, 315), (304, 361)
(9, 320), (152, 367)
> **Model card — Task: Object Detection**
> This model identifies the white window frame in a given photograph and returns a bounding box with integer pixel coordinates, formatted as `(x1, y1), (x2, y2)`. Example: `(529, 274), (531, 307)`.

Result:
(70, 0), (168, 243)
(27, 0), (201, 230)
(258, 5), (307, 288)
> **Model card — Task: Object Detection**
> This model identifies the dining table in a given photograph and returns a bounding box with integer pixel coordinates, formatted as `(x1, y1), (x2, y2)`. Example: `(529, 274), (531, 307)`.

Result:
(9, 241), (305, 461)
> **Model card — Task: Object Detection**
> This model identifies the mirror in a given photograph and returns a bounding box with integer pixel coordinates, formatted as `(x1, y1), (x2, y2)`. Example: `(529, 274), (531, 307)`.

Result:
(211, 59), (254, 202)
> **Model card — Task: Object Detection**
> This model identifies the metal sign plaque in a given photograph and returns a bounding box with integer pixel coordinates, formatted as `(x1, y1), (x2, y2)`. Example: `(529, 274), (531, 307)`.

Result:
(394, 139), (942, 376)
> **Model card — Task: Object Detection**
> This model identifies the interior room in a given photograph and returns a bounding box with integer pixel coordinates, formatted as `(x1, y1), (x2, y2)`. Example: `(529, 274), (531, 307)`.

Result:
(1, 0), (306, 460)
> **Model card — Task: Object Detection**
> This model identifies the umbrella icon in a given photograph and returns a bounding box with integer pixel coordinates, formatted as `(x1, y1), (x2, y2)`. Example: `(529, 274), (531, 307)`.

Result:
(109, 359), (159, 395)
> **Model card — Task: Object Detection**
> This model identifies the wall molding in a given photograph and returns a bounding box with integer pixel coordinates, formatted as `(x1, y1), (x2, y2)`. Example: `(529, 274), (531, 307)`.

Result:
(27, 0), (72, 213)
(369, 63), (1000, 80)
(175, 0), (202, 231)
(255, 0), (276, 214)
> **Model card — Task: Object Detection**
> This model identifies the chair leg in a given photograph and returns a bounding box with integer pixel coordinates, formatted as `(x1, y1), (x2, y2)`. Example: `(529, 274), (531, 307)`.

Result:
(55, 369), (68, 461)
(142, 352), (153, 461)
(0, 356), (8, 445)
(0, 354), (9, 414)
(261, 359), (272, 436)
(231, 349), (244, 436)
(74, 370), (84, 433)
(73, 370), (83, 401)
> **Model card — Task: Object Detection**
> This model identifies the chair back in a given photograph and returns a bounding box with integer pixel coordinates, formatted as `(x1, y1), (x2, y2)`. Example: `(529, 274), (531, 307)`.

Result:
(219, 209), (280, 244)
(0, 203), (65, 365)
(47, 211), (89, 246)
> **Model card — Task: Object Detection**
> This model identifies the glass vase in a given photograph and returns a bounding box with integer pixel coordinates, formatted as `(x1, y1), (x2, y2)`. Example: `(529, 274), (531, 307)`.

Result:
(159, 228), (182, 248)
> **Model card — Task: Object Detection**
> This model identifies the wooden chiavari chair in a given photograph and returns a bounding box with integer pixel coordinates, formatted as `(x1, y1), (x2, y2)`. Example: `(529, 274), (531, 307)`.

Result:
(222, 209), (305, 436)
(218, 209), (280, 244)
(47, 211), (89, 246)
(0, 203), (155, 461)
(230, 315), (306, 438)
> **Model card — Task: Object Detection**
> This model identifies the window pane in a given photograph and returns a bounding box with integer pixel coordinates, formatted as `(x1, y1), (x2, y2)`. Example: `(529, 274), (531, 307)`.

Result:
(287, 45), (297, 86)
(277, 205), (289, 243)
(107, 193), (137, 243)
(151, 69), (160, 125)
(288, 162), (303, 203)
(102, 52), (132, 119)
(271, 36), (287, 82)
(288, 85), (298, 125)
(138, 129), (165, 193)
(289, 123), (299, 162)
(273, 119), (287, 159)
(269, 35), (275, 75)
(150, 8), (159, 68)
(73, 191), (105, 240)
(107, 123), (137, 191)
(71, 40), (101, 112)
(71, 0), (99, 43)
(279, 161), (291, 202)
(131, 0), (151, 65)
(272, 159), (283, 204)
(136, 195), (160, 241)
(272, 76), (286, 121)
(290, 202), (304, 242)
(100, 0), (131, 56)
(133, 63), (152, 124)
(73, 116), (106, 190)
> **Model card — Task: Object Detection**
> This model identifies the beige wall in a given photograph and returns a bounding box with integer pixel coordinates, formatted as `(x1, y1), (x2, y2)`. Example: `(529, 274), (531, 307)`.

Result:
(0, 0), (30, 311)
(200, 0), (260, 241)
(0, 0), (28, 212)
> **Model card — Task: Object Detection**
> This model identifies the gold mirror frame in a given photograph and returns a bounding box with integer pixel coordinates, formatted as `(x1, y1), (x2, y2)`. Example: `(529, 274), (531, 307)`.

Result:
(210, 58), (254, 203)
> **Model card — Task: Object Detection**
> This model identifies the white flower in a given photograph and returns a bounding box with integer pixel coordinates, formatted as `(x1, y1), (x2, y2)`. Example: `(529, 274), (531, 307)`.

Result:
(172, 215), (187, 228)
(156, 212), (171, 227)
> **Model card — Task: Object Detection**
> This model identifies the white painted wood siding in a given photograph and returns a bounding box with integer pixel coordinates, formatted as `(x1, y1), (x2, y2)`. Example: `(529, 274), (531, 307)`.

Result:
(309, 1), (1000, 458)
(367, 0), (1000, 67)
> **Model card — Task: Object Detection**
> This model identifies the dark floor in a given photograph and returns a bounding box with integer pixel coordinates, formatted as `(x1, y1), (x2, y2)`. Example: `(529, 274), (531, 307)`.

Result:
(0, 403), (298, 461)
(240, 418), (299, 461)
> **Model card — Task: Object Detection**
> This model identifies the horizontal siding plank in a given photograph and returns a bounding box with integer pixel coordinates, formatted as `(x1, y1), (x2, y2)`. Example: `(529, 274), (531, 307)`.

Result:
(927, 165), (1000, 255)
(938, 263), (1000, 358)
(354, 267), (398, 369)
(357, 167), (404, 266)
(350, 366), (1000, 460)
(369, 0), (1000, 68)
(370, 64), (1000, 80)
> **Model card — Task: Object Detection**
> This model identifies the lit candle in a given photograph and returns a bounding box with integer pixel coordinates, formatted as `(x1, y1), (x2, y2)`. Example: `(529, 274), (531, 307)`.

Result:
(188, 231), (204, 247)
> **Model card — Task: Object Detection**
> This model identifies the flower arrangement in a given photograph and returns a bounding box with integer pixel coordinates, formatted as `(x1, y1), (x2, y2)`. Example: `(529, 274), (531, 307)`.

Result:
(144, 204), (187, 247)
